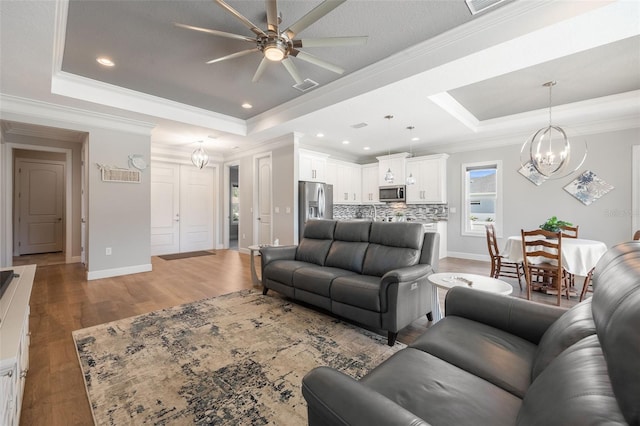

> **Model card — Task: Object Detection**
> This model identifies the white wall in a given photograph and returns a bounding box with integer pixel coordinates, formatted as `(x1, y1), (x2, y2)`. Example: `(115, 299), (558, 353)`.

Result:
(0, 100), (154, 278)
(447, 127), (640, 259)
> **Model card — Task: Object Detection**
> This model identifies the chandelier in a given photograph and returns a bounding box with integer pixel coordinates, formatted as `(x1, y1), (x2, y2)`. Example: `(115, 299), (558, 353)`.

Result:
(521, 81), (587, 179)
(191, 141), (210, 169)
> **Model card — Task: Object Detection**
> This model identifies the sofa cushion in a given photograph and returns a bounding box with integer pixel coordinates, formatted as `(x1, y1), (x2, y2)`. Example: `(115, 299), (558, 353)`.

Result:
(517, 335), (627, 425)
(263, 260), (309, 287)
(531, 298), (596, 381)
(296, 238), (333, 266)
(331, 275), (381, 312)
(292, 265), (357, 297)
(325, 221), (371, 273)
(362, 222), (423, 276)
(302, 219), (336, 239)
(411, 316), (537, 399)
(361, 348), (522, 426)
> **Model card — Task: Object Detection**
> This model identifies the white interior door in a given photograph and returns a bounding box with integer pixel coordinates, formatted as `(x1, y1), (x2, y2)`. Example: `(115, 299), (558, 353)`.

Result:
(16, 160), (64, 255)
(256, 155), (272, 245)
(179, 166), (214, 252)
(150, 163), (180, 256)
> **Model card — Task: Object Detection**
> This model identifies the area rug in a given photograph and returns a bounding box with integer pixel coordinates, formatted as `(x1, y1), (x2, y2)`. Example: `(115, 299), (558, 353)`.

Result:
(158, 250), (216, 261)
(72, 290), (404, 425)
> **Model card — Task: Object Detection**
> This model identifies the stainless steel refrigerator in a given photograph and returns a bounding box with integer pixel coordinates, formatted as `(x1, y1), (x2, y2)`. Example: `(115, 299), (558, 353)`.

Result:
(299, 181), (333, 240)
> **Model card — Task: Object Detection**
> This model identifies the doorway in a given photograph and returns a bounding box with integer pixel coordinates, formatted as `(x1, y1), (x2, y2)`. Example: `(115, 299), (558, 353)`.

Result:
(254, 153), (272, 246)
(229, 165), (239, 250)
(14, 158), (65, 256)
(150, 162), (215, 256)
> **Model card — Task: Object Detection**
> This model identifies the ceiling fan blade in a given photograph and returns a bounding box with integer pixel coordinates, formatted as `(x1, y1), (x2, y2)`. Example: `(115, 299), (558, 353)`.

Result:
(291, 50), (344, 74)
(282, 58), (303, 85)
(284, 0), (346, 39)
(206, 48), (259, 64)
(174, 23), (256, 43)
(294, 36), (368, 48)
(252, 57), (269, 83)
(266, 0), (279, 34)
(213, 0), (266, 37)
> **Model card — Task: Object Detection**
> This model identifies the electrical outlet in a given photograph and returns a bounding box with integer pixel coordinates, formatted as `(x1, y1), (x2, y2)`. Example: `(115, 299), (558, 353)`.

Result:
(242, 233), (246, 239)
(106, 247), (112, 255)
(274, 206), (280, 213)
(286, 207), (291, 214)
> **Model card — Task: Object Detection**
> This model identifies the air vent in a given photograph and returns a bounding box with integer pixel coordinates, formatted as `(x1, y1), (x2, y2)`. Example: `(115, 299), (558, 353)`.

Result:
(465, 0), (507, 15)
(350, 122), (368, 129)
(101, 168), (141, 183)
(293, 79), (319, 92)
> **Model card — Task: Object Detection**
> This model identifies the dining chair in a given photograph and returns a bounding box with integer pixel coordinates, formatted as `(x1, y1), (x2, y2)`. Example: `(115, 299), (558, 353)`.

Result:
(579, 269), (595, 302)
(633, 230), (640, 240)
(485, 224), (524, 290)
(521, 228), (571, 306)
(560, 225), (579, 238)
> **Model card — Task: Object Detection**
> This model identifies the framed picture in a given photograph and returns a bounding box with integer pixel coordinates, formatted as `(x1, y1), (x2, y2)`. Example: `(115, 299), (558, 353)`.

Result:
(518, 161), (547, 186)
(564, 170), (614, 206)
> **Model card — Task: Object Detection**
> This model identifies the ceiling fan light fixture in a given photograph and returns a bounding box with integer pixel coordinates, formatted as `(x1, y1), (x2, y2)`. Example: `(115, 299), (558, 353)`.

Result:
(264, 40), (287, 61)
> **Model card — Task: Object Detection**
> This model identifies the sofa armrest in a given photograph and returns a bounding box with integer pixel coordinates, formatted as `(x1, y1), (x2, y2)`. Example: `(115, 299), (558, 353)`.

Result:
(445, 286), (567, 344)
(381, 264), (433, 289)
(259, 245), (297, 267)
(302, 367), (430, 426)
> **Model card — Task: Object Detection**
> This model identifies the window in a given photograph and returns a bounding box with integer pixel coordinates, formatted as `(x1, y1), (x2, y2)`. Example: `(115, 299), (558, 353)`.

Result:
(462, 161), (502, 236)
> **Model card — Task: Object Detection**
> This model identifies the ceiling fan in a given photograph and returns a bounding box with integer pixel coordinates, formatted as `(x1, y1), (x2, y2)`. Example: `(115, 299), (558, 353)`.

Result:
(175, 0), (367, 85)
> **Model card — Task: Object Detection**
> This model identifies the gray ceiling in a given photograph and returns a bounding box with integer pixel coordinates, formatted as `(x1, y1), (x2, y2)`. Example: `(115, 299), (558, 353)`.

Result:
(450, 36), (640, 121)
(62, 0), (499, 119)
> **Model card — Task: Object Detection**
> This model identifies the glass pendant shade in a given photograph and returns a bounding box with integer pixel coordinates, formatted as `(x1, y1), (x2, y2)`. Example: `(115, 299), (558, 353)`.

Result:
(406, 125), (416, 185)
(406, 172), (416, 185)
(191, 143), (209, 169)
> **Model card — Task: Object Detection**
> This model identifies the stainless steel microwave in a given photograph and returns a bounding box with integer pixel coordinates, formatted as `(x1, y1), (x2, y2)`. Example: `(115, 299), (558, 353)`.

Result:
(379, 185), (406, 202)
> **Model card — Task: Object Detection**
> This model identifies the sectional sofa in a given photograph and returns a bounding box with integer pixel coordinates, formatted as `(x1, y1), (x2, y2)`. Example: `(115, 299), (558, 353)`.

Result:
(302, 241), (640, 425)
(260, 219), (439, 345)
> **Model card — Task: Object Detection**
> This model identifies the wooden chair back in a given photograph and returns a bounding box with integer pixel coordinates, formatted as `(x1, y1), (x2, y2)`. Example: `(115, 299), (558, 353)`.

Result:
(521, 228), (566, 305)
(560, 225), (579, 239)
(485, 224), (500, 260)
(634, 230), (640, 241)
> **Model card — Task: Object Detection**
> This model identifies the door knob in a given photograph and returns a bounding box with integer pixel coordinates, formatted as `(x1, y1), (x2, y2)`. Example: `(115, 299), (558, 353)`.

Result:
(57, 218), (62, 221)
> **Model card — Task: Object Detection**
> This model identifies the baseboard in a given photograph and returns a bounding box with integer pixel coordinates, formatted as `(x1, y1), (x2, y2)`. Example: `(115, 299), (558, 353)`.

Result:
(238, 248), (250, 255)
(446, 251), (491, 262)
(69, 255), (82, 264)
(87, 263), (152, 281)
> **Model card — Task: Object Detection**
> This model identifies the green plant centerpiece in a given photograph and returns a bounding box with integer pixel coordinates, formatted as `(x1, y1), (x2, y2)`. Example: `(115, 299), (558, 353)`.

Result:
(540, 216), (572, 233)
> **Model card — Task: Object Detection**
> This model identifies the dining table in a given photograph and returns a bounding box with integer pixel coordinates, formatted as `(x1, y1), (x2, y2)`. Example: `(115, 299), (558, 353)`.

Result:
(503, 236), (608, 277)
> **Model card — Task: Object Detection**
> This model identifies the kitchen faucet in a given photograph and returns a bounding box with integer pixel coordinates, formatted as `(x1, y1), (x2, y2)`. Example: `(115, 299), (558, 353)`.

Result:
(371, 204), (377, 221)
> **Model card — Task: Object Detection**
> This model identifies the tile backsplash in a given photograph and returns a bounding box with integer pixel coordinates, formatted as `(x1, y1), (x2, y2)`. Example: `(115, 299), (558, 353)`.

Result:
(333, 203), (448, 222)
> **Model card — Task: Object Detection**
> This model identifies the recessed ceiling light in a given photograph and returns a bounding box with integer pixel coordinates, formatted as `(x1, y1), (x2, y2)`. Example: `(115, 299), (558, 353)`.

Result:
(342, 140), (350, 145)
(363, 147), (370, 151)
(241, 102), (253, 109)
(412, 137), (420, 141)
(96, 57), (115, 67)
(316, 133), (324, 138)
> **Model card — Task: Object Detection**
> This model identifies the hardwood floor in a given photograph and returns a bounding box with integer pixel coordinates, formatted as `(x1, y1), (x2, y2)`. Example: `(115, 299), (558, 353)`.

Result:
(18, 252), (581, 425)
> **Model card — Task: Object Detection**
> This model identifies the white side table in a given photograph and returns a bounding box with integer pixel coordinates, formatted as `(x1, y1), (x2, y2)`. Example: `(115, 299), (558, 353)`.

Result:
(247, 245), (264, 287)
(427, 272), (513, 323)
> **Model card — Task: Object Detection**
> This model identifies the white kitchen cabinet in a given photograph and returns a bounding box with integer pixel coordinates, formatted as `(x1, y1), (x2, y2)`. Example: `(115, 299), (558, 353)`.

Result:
(377, 153), (410, 186)
(405, 154), (449, 204)
(328, 159), (361, 204)
(423, 221), (448, 259)
(1, 265), (36, 426)
(361, 163), (380, 203)
(299, 149), (329, 182)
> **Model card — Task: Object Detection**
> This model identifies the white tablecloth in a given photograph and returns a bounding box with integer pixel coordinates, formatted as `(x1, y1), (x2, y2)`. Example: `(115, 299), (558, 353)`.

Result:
(503, 236), (608, 277)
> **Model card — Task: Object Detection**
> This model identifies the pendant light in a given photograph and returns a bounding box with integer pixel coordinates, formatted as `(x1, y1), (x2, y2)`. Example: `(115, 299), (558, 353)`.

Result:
(520, 81), (587, 179)
(191, 140), (209, 169)
(384, 115), (394, 184)
(406, 126), (416, 185)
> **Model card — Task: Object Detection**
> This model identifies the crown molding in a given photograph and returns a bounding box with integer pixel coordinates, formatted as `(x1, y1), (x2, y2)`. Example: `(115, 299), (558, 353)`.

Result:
(0, 94), (155, 136)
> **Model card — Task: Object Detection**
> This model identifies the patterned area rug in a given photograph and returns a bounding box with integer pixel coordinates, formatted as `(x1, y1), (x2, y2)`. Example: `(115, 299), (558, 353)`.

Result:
(72, 290), (404, 425)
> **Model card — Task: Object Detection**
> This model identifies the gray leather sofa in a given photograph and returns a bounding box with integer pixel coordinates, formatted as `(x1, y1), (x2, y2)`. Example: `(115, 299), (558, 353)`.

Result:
(302, 241), (640, 425)
(260, 219), (440, 346)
